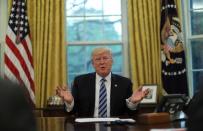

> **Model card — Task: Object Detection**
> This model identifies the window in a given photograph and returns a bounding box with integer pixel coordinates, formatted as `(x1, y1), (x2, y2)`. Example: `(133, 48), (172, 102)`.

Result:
(183, 0), (203, 94)
(65, 0), (129, 85)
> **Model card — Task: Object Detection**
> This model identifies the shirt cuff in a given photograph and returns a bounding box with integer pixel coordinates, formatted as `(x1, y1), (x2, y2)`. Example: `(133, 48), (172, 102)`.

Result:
(126, 98), (139, 110)
(64, 100), (74, 112)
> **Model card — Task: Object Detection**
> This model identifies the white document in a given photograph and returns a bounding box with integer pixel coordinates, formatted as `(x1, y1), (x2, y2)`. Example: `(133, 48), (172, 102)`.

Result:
(118, 118), (136, 123)
(75, 117), (136, 123)
(75, 118), (119, 123)
(150, 128), (186, 131)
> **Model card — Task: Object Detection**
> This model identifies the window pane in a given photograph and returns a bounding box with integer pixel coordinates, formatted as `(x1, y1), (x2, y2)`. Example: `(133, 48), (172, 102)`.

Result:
(67, 45), (122, 85)
(103, 16), (121, 41)
(193, 71), (203, 93)
(191, 10), (203, 35)
(191, 39), (203, 69)
(66, 0), (85, 16)
(190, 0), (203, 9)
(85, 0), (102, 16)
(85, 17), (103, 41)
(103, 0), (121, 15)
(66, 17), (85, 41)
(67, 46), (87, 73)
(66, 0), (122, 42)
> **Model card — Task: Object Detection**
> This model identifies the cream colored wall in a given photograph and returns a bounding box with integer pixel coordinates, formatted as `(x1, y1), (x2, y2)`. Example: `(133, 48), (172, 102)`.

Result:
(0, 0), (8, 76)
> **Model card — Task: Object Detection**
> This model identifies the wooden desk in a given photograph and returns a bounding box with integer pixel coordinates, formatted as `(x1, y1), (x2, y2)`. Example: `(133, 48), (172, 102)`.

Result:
(35, 106), (68, 117)
(36, 116), (186, 131)
(35, 104), (157, 117)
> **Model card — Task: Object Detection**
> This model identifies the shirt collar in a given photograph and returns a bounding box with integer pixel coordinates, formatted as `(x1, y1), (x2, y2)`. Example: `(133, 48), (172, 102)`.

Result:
(96, 72), (111, 82)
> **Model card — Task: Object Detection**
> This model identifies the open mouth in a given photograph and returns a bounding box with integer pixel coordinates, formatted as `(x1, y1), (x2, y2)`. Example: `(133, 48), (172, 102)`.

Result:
(100, 66), (106, 70)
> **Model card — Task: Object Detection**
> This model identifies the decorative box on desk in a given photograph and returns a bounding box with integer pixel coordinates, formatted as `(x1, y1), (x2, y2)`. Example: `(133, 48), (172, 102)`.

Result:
(43, 95), (67, 117)
(43, 105), (68, 117)
(138, 103), (157, 114)
(138, 112), (170, 124)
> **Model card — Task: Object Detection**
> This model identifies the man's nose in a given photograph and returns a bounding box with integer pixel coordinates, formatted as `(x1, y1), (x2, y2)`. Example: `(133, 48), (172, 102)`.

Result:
(100, 58), (106, 63)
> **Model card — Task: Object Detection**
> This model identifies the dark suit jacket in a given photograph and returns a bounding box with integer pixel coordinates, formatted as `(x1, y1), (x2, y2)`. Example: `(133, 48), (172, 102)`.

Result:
(0, 78), (36, 131)
(186, 88), (203, 131)
(70, 72), (134, 117)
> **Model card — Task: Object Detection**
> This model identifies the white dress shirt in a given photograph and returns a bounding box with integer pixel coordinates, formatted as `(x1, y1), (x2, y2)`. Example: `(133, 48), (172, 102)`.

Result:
(94, 73), (111, 117)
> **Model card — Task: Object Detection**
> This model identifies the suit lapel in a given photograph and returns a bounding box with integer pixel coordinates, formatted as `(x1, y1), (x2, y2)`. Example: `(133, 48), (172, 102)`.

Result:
(110, 74), (117, 116)
(88, 73), (96, 116)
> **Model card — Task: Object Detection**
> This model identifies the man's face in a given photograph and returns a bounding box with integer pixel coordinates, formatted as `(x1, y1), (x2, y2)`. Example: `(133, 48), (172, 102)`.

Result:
(92, 51), (113, 77)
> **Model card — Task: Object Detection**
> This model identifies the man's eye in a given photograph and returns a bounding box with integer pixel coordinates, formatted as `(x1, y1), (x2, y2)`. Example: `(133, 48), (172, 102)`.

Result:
(95, 58), (101, 61)
(103, 57), (108, 60)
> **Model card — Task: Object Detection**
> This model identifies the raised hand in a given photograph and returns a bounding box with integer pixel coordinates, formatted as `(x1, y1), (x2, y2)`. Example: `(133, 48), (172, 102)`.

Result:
(129, 86), (149, 103)
(56, 86), (73, 104)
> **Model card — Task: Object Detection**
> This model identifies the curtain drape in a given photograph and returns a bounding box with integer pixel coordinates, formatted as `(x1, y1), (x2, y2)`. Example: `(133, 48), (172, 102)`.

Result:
(27, 0), (67, 108)
(128, 0), (182, 97)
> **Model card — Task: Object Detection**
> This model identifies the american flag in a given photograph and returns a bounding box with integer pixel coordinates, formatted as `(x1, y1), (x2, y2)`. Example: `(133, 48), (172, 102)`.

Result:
(4, 0), (35, 106)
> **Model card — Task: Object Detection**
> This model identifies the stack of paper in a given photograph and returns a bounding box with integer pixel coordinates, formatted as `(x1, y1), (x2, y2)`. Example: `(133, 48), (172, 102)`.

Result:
(75, 117), (136, 123)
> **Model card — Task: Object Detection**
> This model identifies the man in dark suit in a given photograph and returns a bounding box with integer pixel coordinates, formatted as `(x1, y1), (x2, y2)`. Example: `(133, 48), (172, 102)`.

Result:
(186, 87), (203, 131)
(56, 47), (148, 117)
(0, 78), (36, 131)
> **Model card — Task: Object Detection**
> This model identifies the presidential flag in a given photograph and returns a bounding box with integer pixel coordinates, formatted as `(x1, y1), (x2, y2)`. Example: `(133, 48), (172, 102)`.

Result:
(4, 0), (35, 106)
(160, 0), (188, 95)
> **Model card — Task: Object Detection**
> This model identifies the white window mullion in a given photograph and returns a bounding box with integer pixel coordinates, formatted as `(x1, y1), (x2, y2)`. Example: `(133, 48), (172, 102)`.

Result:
(121, 0), (129, 78)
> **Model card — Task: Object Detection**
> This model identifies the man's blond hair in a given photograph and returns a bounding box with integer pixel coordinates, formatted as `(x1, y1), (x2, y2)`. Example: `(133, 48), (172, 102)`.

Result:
(91, 47), (112, 59)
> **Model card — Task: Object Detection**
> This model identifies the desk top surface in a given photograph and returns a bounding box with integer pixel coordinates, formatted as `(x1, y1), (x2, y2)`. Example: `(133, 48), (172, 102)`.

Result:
(36, 116), (186, 131)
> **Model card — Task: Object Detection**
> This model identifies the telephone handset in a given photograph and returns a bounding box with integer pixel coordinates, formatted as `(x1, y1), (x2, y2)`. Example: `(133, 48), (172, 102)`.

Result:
(155, 94), (190, 115)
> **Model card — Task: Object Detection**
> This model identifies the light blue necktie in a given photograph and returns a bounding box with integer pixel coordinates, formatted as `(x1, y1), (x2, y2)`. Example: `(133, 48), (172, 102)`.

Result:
(98, 78), (107, 117)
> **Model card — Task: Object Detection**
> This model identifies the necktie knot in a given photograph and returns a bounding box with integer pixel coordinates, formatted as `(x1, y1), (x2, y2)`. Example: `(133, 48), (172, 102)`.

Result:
(100, 78), (106, 83)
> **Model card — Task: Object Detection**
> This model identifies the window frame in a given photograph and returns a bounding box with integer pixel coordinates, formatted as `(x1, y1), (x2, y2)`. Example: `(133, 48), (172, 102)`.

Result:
(65, 0), (130, 81)
(183, 0), (203, 96)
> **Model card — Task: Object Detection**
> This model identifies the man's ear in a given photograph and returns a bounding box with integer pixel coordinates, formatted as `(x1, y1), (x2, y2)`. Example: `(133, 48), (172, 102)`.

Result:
(91, 59), (95, 67)
(111, 58), (114, 64)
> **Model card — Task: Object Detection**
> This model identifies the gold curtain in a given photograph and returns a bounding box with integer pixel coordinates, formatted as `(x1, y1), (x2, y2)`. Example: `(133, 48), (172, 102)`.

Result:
(128, 0), (182, 97)
(26, 0), (67, 108)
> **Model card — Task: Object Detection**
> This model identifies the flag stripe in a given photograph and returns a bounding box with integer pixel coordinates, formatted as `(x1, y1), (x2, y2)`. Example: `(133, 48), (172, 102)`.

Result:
(4, 62), (35, 104)
(6, 27), (34, 80)
(21, 38), (33, 67)
(5, 35), (35, 92)
(5, 42), (30, 89)
(5, 54), (22, 83)
(4, 44), (35, 102)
